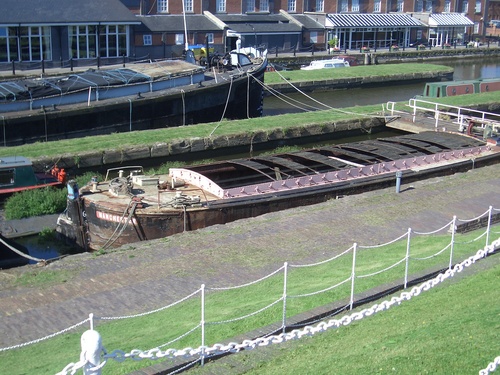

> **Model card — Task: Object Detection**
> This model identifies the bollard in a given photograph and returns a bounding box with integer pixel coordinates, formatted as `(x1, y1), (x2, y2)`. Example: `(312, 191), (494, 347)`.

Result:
(395, 171), (403, 193)
(81, 330), (102, 375)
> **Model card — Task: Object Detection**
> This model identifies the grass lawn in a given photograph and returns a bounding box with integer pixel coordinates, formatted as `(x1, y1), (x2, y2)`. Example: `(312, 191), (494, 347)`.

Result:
(263, 63), (453, 84)
(0, 227), (497, 374)
(0, 90), (499, 161)
(187, 255), (500, 374)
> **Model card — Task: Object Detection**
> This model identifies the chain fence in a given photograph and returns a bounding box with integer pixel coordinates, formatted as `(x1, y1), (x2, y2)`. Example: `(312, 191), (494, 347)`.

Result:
(2, 206), (499, 374)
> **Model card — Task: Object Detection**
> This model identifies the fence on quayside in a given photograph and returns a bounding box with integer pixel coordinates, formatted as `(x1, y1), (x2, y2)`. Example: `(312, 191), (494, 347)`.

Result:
(2, 206), (499, 375)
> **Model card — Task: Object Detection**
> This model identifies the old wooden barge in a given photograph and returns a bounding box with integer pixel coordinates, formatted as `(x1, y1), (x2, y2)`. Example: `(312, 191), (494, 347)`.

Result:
(56, 131), (500, 251)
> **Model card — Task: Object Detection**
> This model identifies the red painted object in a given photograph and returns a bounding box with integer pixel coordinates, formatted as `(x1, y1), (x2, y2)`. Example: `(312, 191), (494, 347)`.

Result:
(0, 156), (63, 197)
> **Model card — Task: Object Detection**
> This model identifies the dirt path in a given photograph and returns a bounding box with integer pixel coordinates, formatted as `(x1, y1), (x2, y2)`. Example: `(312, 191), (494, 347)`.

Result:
(0, 163), (499, 350)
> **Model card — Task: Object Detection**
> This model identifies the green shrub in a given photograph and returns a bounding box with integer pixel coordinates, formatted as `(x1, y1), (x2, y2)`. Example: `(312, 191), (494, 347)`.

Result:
(4, 187), (67, 219)
(3, 172), (105, 220)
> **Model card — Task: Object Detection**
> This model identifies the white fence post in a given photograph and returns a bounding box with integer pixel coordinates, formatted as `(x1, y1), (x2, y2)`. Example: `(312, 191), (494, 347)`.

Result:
(404, 228), (411, 289)
(282, 262), (288, 334)
(349, 243), (357, 310)
(81, 328), (102, 375)
(200, 284), (205, 366)
(449, 216), (456, 270)
(486, 206), (492, 246)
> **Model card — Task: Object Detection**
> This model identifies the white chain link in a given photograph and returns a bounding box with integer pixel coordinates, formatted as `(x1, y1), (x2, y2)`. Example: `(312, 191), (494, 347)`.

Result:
(290, 246), (353, 268)
(91, 240), (498, 372)
(357, 256), (406, 278)
(207, 265), (285, 291)
(410, 242), (451, 261)
(413, 219), (454, 235)
(454, 230), (487, 245)
(99, 288), (201, 321)
(55, 359), (88, 375)
(207, 297), (283, 325)
(0, 318), (90, 352)
(480, 356), (500, 374)
(358, 231), (408, 249)
(156, 324), (201, 349)
(457, 208), (490, 222)
(288, 276), (351, 298)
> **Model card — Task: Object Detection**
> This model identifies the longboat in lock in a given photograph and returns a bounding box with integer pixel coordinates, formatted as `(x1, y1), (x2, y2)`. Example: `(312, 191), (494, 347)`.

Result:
(0, 52), (267, 145)
(56, 131), (500, 251)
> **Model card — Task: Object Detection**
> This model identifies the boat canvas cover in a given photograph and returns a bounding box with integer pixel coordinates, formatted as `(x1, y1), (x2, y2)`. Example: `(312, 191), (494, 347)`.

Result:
(0, 69), (152, 102)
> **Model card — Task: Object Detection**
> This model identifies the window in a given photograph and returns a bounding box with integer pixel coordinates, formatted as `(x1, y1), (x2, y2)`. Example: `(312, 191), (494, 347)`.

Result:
(444, 0), (451, 11)
(341, 0), (348, 12)
(288, 0), (296, 12)
(397, 0), (404, 11)
(98, 25), (128, 58)
(260, 0), (269, 11)
(216, 0), (226, 12)
(416, 0), (423, 11)
(19, 26), (52, 61)
(70, 25), (127, 59)
(475, 0), (481, 13)
(184, 0), (193, 12)
(374, 0), (381, 12)
(352, 0), (359, 11)
(425, 0), (432, 11)
(206, 33), (214, 44)
(156, 0), (168, 13)
(68, 25), (128, 59)
(247, 0), (255, 12)
(310, 31), (318, 43)
(143, 35), (152, 46)
(0, 169), (15, 186)
(0, 27), (20, 62)
(462, 0), (468, 13)
(175, 33), (184, 45)
(316, 0), (324, 12)
(158, 0), (168, 13)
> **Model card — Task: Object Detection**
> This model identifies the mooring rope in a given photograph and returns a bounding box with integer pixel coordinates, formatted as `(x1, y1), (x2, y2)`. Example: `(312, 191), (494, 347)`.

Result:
(260, 67), (397, 120)
(0, 236), (44, 263)
(209, 76), (234, 137)
(101, 199), (139, 250)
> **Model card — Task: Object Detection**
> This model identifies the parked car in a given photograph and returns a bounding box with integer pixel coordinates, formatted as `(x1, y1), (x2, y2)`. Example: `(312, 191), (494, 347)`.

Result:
(409, 39), (429, 48)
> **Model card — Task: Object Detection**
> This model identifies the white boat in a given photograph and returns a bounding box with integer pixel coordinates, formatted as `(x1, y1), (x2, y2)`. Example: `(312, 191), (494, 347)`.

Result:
(300, 58), (350, 70)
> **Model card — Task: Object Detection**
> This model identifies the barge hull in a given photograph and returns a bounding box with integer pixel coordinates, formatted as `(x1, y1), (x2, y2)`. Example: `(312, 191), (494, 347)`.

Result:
(56, 132), (500, 250)
(1, 58), (267, 146)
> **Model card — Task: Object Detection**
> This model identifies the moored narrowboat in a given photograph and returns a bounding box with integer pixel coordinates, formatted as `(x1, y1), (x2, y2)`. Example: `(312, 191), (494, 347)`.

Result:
(0, 156), (63, 198)
(422, 78), (500, 97)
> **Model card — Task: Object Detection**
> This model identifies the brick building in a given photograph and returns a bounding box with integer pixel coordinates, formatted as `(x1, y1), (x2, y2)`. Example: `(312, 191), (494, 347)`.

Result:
(0, 0), (495, 64)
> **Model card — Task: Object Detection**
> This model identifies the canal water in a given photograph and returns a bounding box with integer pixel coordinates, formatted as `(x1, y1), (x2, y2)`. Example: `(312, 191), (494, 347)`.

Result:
(10, 57), (500, 263)
(263, 56), (500, 116)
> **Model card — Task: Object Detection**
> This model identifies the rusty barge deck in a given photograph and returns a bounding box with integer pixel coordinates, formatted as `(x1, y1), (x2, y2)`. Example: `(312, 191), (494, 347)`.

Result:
(56, 131), (500, 250)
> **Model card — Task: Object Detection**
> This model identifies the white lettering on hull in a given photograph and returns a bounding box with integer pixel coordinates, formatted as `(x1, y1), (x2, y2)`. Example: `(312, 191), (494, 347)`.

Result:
(96, 211), (138, 225)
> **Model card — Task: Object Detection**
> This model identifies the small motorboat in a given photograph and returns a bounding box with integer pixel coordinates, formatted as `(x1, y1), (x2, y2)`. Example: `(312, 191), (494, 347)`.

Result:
(300, 58), (350, 70)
